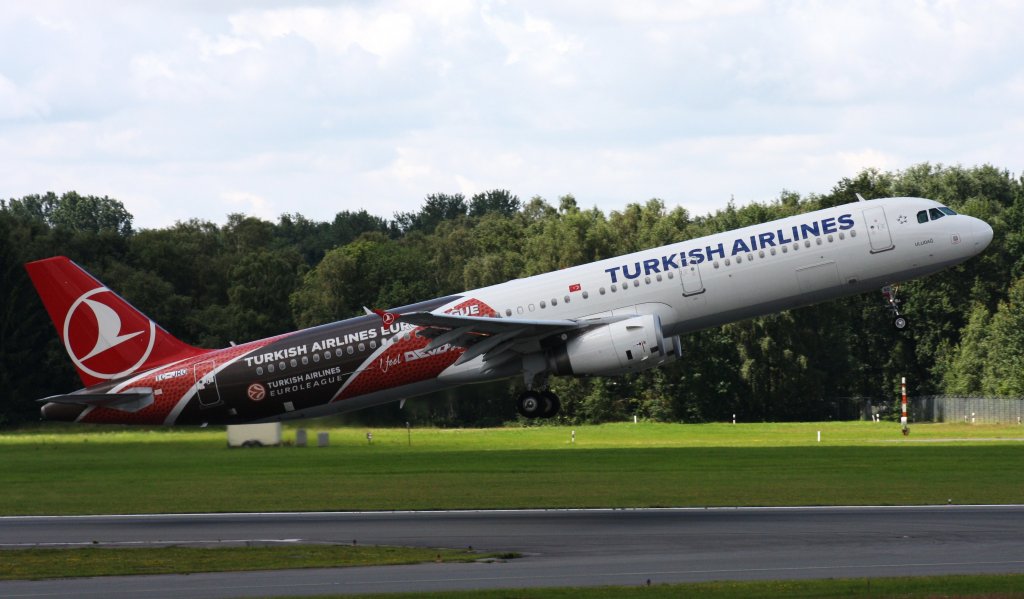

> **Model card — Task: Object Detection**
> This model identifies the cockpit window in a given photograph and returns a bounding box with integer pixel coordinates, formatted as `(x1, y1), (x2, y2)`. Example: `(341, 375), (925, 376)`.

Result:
(939, 207), (957, 216)
(929, 208), (944, 220)
(917, 210), (928, 224)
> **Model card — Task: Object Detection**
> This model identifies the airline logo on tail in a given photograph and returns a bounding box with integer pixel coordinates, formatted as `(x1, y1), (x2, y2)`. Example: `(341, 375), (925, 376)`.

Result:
(63, 287), (156, 380)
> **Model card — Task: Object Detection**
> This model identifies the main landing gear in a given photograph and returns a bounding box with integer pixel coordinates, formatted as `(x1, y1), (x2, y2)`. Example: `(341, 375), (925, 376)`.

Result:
(516, 389), (561, 419)
(882, 285), (909, 330)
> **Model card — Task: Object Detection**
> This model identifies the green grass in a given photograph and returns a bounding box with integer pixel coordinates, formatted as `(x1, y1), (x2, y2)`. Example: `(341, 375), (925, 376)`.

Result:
(0, 545), (507, 581)
(1, 422), (1022, 515)
(327, 574), (1024, 598)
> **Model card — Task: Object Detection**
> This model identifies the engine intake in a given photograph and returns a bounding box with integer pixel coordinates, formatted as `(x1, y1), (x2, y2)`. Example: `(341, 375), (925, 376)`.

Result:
(548, 314), (681, 376)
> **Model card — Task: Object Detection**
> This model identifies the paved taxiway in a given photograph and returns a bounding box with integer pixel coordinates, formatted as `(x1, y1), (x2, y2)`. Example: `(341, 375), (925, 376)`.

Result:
(2, 506), (1023, 597)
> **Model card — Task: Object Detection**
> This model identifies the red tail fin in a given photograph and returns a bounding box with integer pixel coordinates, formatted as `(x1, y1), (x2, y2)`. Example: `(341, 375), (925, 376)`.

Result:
(25, 256), (209, 387)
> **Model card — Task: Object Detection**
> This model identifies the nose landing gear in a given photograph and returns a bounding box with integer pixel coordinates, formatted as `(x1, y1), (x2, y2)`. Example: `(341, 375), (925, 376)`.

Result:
(882, 285), (909, 330)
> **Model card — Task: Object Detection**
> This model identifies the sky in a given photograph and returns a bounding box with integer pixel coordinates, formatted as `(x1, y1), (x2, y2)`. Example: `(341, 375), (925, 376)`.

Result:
(1, 0), (1022, 230)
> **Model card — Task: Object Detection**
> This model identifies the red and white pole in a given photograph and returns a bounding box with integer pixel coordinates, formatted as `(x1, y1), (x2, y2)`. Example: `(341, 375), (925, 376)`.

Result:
(901, 376), (909, 436)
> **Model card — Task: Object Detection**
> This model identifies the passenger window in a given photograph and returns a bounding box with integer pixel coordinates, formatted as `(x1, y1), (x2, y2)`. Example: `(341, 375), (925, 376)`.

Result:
(517, 306), (524, 314)
(714, 261), (720, 268)
(917, 210), (928, 223)
(539, 301), (546, 309)
(771, 247), (776, 255)
(782, 246), (788, 253)
(505, 309), (512, 316)
(302, 356), (308, 365)
(929, 208), (944, 220)
(369, 340), (377, 349)
(582, 291), (588, 299)
(816, 238), (822, 246)
(759, 250), (765, 258)
(633, 280), (640, 287)
(724, 258), (731, 266)
(268, 364), (275, 373)
(667, 271), (674, 279)
(564, 295), (570, 303)
(611, 284), (617, 292)
(312, 354), (319, 363)
(736, 256), (742, 264)
(747, 253), (753, 261)
(257, 366), (264, 375)
(850, 230), (857, 237)
(551, 298), (557, 306)
(599, 287), (606, 295)
(290, 358), (297, 367)
(279, 361), (286, 370)
(644, 276), (651, 284)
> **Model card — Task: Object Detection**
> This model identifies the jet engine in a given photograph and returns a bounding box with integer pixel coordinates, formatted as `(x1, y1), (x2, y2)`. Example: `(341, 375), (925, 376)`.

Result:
(547, 314), (681, 376)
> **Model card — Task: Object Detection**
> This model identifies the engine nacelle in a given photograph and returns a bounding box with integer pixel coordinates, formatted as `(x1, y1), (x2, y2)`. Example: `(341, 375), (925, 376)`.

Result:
(548, 314), (681, 376)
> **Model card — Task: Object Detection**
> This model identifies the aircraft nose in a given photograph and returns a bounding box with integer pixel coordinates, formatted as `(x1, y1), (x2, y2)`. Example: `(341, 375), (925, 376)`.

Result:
(974, 218), (993, 250)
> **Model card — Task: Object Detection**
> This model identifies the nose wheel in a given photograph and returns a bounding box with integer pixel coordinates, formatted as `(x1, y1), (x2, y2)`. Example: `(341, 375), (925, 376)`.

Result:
(882, 285), (909, 330)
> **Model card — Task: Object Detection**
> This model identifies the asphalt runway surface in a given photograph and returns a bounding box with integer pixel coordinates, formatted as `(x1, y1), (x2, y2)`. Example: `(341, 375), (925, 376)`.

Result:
(3, 506), (1024, 597)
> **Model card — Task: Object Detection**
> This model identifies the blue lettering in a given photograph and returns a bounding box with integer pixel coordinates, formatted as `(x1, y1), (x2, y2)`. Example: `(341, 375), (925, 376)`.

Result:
(622, 262), (642, 280)
(643, 258), (661, 275)
(838, 214), (854, 230)
(791, 225), (801, 241)
(758, 231), (776, 247)
(777, 228), (792, 244)
(661, 254), (679, 271)
(731, 238), (750, 255)
(687, 248), (706, 265)
(800, 222), (820, 239)
(707, 243), (725, 260)
(604, 267), (620, 284)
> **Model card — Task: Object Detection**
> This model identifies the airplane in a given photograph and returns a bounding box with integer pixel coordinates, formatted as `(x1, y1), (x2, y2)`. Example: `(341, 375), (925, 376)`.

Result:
(25, 196), (993, 425)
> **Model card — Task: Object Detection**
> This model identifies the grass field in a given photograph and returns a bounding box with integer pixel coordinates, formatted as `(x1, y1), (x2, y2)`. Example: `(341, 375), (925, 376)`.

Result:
(0, 545), (509, 581)
(1, 422), (1022, 515)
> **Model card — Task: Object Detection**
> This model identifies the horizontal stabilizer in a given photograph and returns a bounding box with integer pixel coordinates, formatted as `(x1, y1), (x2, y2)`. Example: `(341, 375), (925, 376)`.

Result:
(38, 389), (155, 413)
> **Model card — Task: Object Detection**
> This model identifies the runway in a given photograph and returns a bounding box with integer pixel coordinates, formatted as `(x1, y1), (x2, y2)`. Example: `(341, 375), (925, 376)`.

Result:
(3, 506), (1024, 597)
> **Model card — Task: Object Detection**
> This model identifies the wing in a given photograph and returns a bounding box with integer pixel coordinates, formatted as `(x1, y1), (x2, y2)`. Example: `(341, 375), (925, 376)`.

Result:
(398, 311), (624, 366)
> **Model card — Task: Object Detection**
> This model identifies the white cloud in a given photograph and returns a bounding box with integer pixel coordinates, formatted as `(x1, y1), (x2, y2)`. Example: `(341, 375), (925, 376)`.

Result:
(0, 0), (1021, 229)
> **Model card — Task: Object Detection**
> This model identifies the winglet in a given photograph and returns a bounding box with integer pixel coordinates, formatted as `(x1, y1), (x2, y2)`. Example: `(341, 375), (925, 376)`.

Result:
(365, 306), (398, 327)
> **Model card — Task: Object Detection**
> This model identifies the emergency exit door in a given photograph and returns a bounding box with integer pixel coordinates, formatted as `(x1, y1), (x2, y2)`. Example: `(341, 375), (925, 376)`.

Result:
(680, 264), (705, 296)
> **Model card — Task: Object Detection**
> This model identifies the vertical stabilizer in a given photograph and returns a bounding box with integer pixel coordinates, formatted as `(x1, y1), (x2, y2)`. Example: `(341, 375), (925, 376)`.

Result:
(25, 256), (209, 387)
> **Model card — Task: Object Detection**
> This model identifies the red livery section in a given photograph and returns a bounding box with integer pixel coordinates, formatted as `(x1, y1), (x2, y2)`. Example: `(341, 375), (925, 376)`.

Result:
(333, 298), (498, 401)
(25, 257), (209, 387)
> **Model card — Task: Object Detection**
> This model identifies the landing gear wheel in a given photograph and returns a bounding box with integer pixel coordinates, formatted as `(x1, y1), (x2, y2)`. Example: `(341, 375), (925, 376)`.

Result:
(540, 390), (561, 418)
(517, 392), (544, 419)
(893, 315), (909, 330)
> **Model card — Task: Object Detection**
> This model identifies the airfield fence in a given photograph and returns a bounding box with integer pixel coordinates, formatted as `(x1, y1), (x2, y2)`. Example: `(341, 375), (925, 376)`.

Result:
(855, 395), (1024, 424)
(909, 395), (1024, 424)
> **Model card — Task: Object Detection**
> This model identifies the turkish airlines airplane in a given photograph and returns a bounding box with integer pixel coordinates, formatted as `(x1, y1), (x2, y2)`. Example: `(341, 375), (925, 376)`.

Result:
(26, 196), (992, 425)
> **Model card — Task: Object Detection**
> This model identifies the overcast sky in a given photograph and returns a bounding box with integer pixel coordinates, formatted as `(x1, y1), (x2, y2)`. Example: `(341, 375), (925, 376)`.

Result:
(1, 1), (1021, 229)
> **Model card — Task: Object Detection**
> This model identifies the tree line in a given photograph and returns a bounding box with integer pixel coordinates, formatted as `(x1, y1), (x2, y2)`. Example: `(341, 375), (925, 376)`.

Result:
(1, 164), (1021, 428)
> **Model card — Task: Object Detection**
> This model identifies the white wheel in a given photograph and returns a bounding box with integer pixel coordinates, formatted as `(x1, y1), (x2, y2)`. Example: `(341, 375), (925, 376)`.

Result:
(894, 316), (909, 330)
